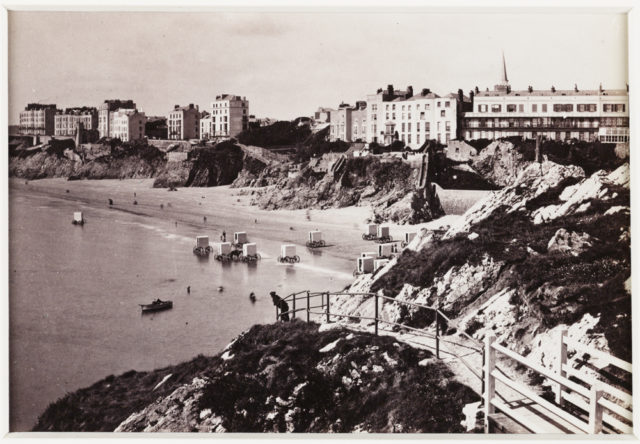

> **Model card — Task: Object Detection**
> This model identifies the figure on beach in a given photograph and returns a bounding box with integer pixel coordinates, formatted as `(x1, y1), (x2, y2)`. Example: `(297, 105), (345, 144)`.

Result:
(108, 198), (113, 206)
(249, 292), (256, 303)
(270, 291), (289, 322)
(204, 216), (207, 223)
(222, 231), (226, 242)
(187, 286), (191, 294)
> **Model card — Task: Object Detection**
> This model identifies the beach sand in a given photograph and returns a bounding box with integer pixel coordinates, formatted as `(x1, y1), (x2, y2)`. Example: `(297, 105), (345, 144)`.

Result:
(11, 178), (463, 262)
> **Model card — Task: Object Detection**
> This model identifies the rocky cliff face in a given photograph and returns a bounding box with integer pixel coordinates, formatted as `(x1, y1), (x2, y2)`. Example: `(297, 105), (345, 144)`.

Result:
(247, 156), (444, 225)
(34, 322), (478, 433)
(332, 161), (630, 365)
(470, 140), (531, 187)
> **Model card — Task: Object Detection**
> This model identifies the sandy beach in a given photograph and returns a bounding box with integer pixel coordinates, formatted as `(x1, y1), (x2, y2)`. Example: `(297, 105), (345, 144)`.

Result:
(11, 178), (462, 262)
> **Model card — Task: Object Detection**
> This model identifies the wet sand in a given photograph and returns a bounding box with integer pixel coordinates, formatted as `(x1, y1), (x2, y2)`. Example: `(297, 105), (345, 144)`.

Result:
(11, 178), (461, 261)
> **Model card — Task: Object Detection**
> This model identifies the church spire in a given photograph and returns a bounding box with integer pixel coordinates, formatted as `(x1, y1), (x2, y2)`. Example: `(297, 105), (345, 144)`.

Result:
(501, 50), (508, 83)
(494, 50), (511, 93)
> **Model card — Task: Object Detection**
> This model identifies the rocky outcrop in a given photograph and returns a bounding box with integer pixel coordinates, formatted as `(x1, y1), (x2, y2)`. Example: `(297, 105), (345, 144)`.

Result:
(547, 228), (594, 256)
(249, 156), (444, 225)
(335, 161), (630, 364)
(471, 140), (531, 187)
(36, 322), (478, 433)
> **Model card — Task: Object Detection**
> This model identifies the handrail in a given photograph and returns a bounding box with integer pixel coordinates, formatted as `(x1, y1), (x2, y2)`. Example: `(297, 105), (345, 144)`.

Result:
(563, 336), (632, 373)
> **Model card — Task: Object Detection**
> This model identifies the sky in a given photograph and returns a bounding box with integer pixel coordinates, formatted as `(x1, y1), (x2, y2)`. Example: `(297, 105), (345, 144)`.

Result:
(8, 10), (629, 123)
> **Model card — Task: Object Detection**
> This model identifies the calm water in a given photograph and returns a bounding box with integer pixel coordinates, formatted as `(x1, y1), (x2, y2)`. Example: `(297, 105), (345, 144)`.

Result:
(9, 188), (354, 431)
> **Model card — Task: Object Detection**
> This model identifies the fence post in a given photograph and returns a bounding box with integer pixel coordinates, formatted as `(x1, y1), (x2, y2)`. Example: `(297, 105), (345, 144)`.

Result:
(556, 329), (568, 406)
(484, 335), (496, 434)
(435, 309), (440, 359)
(326, 292), (331, 323)
(374, 293), (379, 336)
(306, 291), (310, 323)
(292, 293), (296, 320)
(588, 387), (604, 434)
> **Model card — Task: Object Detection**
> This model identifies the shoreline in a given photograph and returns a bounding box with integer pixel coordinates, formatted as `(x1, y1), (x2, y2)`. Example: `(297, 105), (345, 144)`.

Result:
(10, 178), (461, 262)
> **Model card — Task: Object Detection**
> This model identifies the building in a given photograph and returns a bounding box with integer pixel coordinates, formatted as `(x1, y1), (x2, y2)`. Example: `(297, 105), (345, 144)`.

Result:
(167, 104), (200, 140)
(19, 104), (58, 136)
(314, 107), (335, 123)
(109, 109), (147, 142)
(361, 84), (459, 149)
(54, 107), (98, 137)
(98, 99), (136, 138)
(210, 94), (249, 138)
(329, 102), (368, 143)
(462, 54), (629, 143)
(199, 111), (212, 140)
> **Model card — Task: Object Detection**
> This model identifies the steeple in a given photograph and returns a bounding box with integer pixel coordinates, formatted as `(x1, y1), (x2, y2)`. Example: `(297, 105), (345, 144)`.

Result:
(501, 51), (508, 84)
(494, 50), (511, 93)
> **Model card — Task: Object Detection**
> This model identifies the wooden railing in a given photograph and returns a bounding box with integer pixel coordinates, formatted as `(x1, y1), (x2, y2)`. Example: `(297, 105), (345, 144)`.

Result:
(278, 291), (632, 434)
(485, 333), (632, 434)
(277, 290), (485, 392)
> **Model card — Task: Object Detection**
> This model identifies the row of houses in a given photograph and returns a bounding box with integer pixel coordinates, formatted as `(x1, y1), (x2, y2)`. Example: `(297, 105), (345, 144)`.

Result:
(18, 94), (251, 143)
(320, 55), (629, 149)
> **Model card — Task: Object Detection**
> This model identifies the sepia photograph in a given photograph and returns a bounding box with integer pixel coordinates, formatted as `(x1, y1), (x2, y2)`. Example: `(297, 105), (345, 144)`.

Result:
(4, 1), (636, 436)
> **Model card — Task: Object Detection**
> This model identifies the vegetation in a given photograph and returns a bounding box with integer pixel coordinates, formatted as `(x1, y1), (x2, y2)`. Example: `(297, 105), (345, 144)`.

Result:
(33, 321), (478, 432)
(198, 321), (479, 433)
(372, 187), (630, 359)
(237, 120), (312, 148)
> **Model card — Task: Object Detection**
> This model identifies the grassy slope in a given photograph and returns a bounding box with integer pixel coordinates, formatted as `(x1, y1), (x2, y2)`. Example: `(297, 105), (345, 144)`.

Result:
(33, 321), (478, 433)
(372, 181), (630, 359)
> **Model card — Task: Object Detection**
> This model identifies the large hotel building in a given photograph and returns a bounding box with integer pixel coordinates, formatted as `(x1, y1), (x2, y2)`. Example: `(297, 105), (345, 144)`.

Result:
(463, 56), (629, 144)
(19, 104), (58, 136)
(326, 55), (628, 149)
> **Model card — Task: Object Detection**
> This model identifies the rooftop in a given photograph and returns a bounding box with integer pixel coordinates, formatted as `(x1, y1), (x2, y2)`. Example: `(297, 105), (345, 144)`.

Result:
(475, 88), (628, 98)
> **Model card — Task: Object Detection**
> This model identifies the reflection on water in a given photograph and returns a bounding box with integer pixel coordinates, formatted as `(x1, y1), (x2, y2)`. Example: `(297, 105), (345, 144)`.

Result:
(9, 189), (354, 431)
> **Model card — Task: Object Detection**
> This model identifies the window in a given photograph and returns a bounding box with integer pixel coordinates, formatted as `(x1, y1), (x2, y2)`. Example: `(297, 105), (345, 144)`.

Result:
(445, 121), (451, 131)
(445, 101), (450, 108)
(440, 110), (446, 117)
(519, 104), (524, 112)
(603, 104), (626, 112)
(408, 134), (411, 144)
(478, 104), (488, 113)
(437, 101), (441, 108)
(408, 113), (411, 120)
(392, 104), (396, 110)
(402, 105), (405, 111)
(553, 104), (574, 112)
(425, 104), (430, 110)
(577, 104), (597, 112)
(542, 104), (547, 112)
(532, 104), (537, 112)
(417, 134), (420, 145)
(437, 122), (441, 131)
(420, 112), (425, 120)
(425, 122), (430, 131)
(507, 104), (517, 112)
(392, 113), (396, 120)
(408, 123), (411, 132)
(402, 123), (405, 132)
(446, 133), (450, 143)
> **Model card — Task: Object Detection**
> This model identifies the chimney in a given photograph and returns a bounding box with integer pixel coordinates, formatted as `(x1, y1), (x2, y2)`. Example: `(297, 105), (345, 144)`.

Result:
(475, 86), (480, 94)
(528, 85), (533, 93)
(406, 86), (413, 98)
(599, 83), (604, 93)
(551, 86), (556, 93)
(174, 105), (179, 110)
(387, 84), (394, 96)
(189, 103), (194, 109)
(574, 84), (578, 92)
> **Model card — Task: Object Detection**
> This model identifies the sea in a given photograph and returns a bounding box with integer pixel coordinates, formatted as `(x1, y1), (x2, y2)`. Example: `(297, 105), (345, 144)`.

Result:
(9, 186), (355, 431)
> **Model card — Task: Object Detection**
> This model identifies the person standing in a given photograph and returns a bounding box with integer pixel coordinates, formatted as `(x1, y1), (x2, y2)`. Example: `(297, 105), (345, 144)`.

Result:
(270, 291), (289, 322)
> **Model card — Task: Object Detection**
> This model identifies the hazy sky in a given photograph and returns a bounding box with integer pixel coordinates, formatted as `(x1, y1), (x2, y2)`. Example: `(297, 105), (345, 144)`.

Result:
(8, 10), (628, 122)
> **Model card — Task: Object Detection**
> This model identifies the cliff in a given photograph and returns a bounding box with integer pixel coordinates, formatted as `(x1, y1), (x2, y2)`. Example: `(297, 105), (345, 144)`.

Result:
(332, 161), (630, 367)
(246, 156), (445, 225)
(34, 322), (478, 433)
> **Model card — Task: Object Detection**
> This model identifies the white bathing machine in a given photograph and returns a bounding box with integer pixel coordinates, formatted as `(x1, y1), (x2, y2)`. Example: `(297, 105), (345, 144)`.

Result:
(279, 244), (300, 263)
(356, 256), (375, 274)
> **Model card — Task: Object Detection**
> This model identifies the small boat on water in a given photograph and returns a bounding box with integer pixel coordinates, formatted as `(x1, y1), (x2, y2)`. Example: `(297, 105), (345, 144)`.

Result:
(140, 299), (173, 313)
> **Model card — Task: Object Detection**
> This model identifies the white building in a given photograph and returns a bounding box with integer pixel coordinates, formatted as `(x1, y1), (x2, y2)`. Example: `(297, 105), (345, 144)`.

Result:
(167, 104), (200, 140)
(210, 94), (249, 138)
(200, 111), (212, 140)
(463, 55), (629, 143)
(361, 85), (459, 149)
(110, 109), (147, 142)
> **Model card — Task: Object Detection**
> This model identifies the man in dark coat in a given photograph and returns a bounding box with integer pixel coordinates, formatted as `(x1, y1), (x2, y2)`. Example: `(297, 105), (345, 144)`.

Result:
(270, 291), (289, 321)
